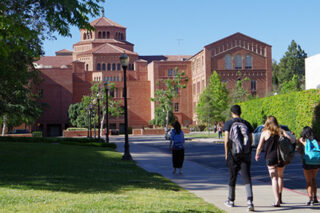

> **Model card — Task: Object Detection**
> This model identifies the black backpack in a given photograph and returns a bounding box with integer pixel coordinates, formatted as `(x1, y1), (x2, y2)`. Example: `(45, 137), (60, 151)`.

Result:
(228, 120), (251, 155)
(278, 136), (295, 165)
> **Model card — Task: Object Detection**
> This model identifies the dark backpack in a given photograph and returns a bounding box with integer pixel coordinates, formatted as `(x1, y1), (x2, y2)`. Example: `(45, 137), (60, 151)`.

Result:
(278, 136), (295, 164)
(229, 121), (251, 155)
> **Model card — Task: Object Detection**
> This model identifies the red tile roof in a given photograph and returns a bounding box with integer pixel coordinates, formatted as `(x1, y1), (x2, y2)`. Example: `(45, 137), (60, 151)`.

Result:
(90, 17), (126, 29)
(139, 55), (192, 63)
(73, 39), (134, 47)
(34, 56), (73, 68)
(56, 49), (72, 53)
(79, 43), (137, 55)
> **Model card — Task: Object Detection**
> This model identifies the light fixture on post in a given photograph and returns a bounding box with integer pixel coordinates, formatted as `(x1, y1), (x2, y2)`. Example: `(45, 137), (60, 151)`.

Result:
(104, 82), (109, 143)
(120, 53), (132, 160)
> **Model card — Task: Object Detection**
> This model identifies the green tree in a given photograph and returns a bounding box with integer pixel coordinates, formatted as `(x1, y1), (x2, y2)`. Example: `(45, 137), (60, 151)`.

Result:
(150, 67), (188, 129)
(272, 60), (280, 93)
(277, 40), (307, 89)
(1, 0), (104, 131)
(280, 74), (301, 94)
(68, 82), (124, 137)
(231, 71), (250, 104)
(196, 71), (229, 134)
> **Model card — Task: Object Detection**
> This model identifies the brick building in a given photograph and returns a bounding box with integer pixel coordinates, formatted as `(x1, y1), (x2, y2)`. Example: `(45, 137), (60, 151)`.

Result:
(34, 16), (272, 136)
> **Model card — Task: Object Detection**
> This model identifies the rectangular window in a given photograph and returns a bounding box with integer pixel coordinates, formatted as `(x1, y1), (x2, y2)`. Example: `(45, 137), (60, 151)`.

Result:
(174, 103), (179, 112)
(251, 80), (256, 91)
(174, 85), (179, 94)
(168, 69), (173, 76)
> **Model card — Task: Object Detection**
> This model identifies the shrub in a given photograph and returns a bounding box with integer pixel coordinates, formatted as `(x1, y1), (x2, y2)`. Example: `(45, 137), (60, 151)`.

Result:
(238, 89), (320, 138)
(66, 128), (88, 131)
(32, 131), (42, 137)
(0, 137), (116, 149)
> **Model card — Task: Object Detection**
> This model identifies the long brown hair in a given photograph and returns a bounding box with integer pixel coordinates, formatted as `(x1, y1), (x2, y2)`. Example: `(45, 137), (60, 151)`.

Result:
(263, 116), (281, 136)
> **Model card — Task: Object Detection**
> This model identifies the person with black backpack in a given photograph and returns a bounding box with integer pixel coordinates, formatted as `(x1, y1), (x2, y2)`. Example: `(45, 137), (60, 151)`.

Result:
(169, 121), (185, 174)
(255, 116), (294, 207)
(223, 105), (254, 211)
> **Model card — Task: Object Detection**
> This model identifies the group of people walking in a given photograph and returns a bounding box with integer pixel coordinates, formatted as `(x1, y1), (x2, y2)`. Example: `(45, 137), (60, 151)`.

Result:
(168, 104), (320, 211)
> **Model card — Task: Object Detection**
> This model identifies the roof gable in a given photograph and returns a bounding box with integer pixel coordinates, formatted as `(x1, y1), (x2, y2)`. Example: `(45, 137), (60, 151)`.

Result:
(205, 32), (271, 49)
(90, 17), (126, 29)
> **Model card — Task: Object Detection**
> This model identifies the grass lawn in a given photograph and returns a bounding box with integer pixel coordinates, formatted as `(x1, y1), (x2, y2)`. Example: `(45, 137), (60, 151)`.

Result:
(0, 142), (224, 213)
(185, 133), (224, 138)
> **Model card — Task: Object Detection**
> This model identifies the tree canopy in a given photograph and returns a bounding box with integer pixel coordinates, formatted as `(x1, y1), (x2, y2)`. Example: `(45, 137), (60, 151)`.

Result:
(276, 40), (307, 90)
(196, 71), (229, 128)
(0, 0), (104, 131)
(150, 67), (188, 128)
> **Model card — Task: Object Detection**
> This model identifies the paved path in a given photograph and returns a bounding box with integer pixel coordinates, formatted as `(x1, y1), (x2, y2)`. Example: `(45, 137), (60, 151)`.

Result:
(113, 136), (320, 212)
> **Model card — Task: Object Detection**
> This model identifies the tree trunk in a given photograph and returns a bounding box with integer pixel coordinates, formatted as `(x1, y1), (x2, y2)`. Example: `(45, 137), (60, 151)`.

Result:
(2, 115), (7, 136)
(166, 110), (169, 130)
(100, 107), (106, 137)
(207, 118), (210, 136)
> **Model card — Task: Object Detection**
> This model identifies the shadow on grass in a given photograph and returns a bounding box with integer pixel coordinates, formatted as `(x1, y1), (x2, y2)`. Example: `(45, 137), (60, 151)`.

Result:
(0, 142), (181, 194)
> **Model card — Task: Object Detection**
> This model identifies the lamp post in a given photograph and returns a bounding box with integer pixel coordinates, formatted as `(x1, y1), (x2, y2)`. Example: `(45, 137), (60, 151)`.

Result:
(89, 104), (92, 138)
(104, 82), (109, 143)
(97, 89), (101, 140)
(120, 53), (132, 160)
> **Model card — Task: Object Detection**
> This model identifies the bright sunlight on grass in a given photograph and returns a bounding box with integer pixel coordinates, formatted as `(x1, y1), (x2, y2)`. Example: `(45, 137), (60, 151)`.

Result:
(0, 141), (223, 212)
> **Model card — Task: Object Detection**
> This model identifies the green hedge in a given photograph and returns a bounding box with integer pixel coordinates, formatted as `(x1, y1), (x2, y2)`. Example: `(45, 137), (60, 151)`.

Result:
(0, 137), (116, 149)
(238, 89), (320, 138)
(32, 131), (42, 137)
(66, 128), (88, 131)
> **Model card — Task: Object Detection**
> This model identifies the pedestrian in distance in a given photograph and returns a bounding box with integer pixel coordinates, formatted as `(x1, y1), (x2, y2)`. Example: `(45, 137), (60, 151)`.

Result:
(255, 116), (294, 207)
(223, 105), (254, 211)
(218, 123), (223, 139)
(169, 120), (185, 174)
(297, 126), (320, 205)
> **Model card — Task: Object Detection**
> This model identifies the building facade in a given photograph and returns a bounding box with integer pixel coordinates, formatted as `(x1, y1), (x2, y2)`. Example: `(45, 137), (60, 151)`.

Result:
(305, 54), (320, 90)
(34, 16), (272, 136)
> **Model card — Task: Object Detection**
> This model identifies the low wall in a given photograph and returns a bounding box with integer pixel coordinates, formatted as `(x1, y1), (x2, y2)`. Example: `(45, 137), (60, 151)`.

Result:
(3, 133), (33, 137)
(63, 130), (114, 137)
(132, 128), (190, 135)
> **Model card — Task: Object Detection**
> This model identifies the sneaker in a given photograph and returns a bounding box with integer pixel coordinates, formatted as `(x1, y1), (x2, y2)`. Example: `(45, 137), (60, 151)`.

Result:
(307, 200), (312, 206)
(247, 203), (254, 211)
(224, 200), (234, 208)
(313, 198), (319, 204)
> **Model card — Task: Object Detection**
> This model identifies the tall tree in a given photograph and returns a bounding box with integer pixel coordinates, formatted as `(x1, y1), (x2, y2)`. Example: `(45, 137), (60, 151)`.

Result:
(68, 82), (124, 137)
(150, 67), (188, 129)
(277, 40), (307, 89)
(272, 59), (280, 93)
(231, 71), (250, 104)
(1, 0), (104, 131)
(196, 71), (229, 134)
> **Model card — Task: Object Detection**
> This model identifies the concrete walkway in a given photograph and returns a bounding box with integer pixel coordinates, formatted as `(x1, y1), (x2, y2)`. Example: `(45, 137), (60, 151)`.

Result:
(115, 140), (320, 212)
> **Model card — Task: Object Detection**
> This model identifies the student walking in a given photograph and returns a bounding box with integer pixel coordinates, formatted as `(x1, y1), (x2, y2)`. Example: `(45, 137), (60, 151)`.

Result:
(255, 116), (294, 207)
(223, 105), (254, 211)
(218, 124), (222, 139)
(298, 126), (320, 205)
(169, 121), (185, 174)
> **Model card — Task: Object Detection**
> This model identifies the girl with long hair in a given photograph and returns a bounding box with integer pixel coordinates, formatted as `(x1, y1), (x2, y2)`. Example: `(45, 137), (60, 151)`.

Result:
(255, 116), (293, 207)
(298, 126), (319, 205)
(169, 120), (185, 174)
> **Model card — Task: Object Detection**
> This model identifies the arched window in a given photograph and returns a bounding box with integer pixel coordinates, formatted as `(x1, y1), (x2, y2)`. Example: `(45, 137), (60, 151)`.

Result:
(245, 54), (252, 69)
(86, 64), (89, 71)
(235, 54), (242, 69)
(97, 63), (101, 71)
(102, 63), (106, 71)
(115, 32), (118, 39)
(90, 32), (92, 39)
(112, 63), (116, 71)
(107, 31), (110, 39)
(107, 63), (111, 71)
(83, 33), (86, 40)
(102, 31), (106, 38)
(117, 63), (121, 71)
(120, 33), (123, 40)
(98, 32), (101, 39)
(131, 63), (134, 71)
(225, 54), (232, 70)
